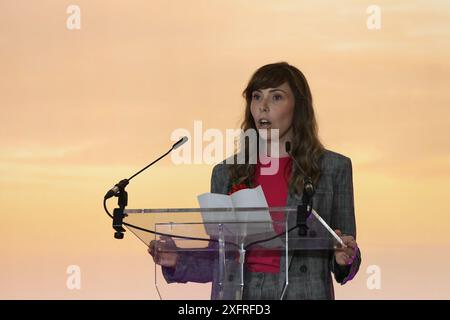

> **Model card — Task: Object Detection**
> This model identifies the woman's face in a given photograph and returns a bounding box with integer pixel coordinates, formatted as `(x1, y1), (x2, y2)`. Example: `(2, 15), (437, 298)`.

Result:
(250, 81), (295, 142)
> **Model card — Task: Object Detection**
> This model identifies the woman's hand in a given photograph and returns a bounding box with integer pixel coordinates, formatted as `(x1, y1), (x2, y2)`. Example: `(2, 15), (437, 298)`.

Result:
(148, 236), (179, 268)
(334, 229), (358, 266)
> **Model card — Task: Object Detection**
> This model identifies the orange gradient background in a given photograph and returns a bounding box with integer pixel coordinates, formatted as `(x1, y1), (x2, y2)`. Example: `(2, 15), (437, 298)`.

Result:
(1, 0), (449, 299)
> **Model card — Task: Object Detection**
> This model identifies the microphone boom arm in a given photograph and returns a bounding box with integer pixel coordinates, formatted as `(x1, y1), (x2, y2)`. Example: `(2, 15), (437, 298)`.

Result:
(104, 136), (188, 239)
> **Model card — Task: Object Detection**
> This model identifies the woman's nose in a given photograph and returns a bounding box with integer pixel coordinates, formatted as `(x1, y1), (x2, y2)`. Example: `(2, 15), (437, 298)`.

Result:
(259, 99), (269, 112)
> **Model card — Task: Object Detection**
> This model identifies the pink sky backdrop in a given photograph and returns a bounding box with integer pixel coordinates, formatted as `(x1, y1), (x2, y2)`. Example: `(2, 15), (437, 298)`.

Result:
(1, 0), (449, 299)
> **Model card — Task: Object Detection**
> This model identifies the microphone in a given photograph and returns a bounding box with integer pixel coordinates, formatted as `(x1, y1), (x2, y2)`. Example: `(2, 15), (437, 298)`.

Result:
(104, 136), (189, 200)
(303, 176), (315, 197)
(285, 141), (315, 196)
(172, 136), (188, 150)
(285, 141), (315, 236)
(285, 141), (291, 153)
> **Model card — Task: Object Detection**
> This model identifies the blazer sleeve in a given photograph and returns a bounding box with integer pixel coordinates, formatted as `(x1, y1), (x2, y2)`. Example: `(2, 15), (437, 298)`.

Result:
(161, 164), (224, 283)
(329, 157), (362, 285)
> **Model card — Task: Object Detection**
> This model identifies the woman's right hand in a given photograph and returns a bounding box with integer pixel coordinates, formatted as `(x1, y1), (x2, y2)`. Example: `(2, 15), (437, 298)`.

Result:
(148, 236), (179, 268)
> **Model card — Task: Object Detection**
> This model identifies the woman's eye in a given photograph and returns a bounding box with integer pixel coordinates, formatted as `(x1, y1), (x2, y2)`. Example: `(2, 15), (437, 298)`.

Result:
(252, 94), (260, 100)
(273, 94), (283, 101)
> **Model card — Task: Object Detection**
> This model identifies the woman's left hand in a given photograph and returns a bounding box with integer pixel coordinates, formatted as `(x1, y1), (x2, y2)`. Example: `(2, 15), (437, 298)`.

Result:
(334, 229), (358, 266)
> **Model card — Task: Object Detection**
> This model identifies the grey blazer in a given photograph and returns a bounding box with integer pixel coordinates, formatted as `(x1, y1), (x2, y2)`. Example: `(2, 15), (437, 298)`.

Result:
(162, 149), (361, 300)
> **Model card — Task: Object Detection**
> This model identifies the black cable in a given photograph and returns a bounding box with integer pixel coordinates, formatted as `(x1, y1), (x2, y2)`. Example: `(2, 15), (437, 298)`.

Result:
(104, 197), (232, 247)
(244, 225), (299, 250)
(103, 136), (297, 253)
(104, 199), (301, 253)
(103, 197), (113, 219)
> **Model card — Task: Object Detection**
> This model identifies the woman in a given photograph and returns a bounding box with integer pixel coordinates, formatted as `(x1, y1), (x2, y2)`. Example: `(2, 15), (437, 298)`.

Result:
(149, 62), (361, 300)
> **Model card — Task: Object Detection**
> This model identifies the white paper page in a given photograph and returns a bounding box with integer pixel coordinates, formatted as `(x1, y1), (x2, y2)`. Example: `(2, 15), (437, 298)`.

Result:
(197, 192), (233, 222)
(228, 186), (280, 243)
(229, 185), (271, 222)
(197, 187), (283, 247)
(197, 192), (237, 237)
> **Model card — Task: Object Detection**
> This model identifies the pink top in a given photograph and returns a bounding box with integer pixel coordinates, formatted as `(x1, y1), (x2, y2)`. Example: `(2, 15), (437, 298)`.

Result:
(245, 156), (292, 273)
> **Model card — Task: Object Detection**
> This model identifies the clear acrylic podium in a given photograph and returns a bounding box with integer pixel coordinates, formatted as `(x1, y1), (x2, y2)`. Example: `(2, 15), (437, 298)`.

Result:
(123, 206), (337, 300)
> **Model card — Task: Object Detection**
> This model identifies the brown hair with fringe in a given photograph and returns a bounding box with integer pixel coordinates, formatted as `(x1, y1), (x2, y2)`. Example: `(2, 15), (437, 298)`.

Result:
(229, 62), (325, 195)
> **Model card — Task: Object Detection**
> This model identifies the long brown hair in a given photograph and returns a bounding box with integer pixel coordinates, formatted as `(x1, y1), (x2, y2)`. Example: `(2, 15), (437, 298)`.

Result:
(229, 62), (325, 195)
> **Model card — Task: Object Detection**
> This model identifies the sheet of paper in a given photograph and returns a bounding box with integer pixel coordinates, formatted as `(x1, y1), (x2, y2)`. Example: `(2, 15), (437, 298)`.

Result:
(197, 186), (283, 247)
(197, 192), (232, 223)
(230, 186), (281, 245)
(230, 185), (271, 222)
(197, 192), (236, 237)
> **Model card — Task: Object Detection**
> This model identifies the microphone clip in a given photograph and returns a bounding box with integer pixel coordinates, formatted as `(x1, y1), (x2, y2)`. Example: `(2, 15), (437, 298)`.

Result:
(110, 179), (129, 239)
(297, 177), (315, 237)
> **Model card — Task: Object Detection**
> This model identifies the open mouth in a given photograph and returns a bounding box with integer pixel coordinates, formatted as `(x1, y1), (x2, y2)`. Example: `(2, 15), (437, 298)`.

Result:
(258, 119), (272, 128)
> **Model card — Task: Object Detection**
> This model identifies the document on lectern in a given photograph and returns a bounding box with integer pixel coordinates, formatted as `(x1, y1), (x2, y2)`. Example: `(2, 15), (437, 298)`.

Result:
(197, 186), (283, 247)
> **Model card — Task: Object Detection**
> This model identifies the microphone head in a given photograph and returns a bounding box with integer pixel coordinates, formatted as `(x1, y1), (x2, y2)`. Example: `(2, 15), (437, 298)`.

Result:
(285, 141), (291, 154)
(172, 136), (188, 150)
(303, 177), (315, 196)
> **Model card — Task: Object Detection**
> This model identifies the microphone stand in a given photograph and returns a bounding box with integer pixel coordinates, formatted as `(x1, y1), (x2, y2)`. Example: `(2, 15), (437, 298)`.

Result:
(104, 137), (187, 239)
(297, 186), (313, 236)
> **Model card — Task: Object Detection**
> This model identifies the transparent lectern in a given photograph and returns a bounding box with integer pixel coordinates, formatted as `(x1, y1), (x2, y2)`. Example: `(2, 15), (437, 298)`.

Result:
(122, 206), (338, 300)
